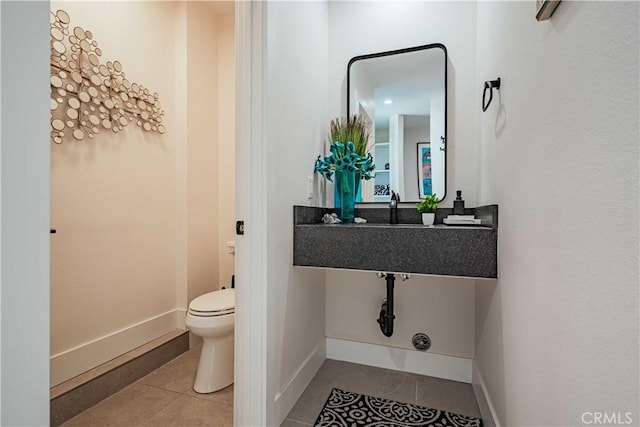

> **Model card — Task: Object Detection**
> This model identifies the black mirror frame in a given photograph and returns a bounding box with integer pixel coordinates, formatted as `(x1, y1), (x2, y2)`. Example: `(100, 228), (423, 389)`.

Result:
(347, 43), (448, 203)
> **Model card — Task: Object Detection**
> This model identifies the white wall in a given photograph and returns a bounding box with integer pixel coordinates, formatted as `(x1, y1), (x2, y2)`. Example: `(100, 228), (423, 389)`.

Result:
(474, 2), (639, 425)
(326, 1), (478, 376)
(350, 60), (376, 202)
(0, 1), (50, 424)
(265, 1), (328, 423)
(328, 1), (479, 206)
(350, 62), (375, 122)
(326, 270), (475, 359)
(376, 128), (389, 143)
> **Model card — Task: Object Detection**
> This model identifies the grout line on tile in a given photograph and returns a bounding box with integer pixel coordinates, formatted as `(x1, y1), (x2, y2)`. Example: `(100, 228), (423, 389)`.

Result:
(286, 414), (317, 425)
(136, 382), (188, 397)
(284, 418), (313, 426)
(135, 384), (183, 423)
(186, 392), (235, 408)
(177, 387), (194, 397)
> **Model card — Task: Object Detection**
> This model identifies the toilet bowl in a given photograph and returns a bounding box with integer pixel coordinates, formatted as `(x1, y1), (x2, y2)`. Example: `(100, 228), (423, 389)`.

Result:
(186, 288), (235, 393)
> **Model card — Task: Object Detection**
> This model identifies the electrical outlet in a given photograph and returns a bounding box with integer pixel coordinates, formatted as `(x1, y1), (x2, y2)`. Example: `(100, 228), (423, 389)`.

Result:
(307, 175), (314, 199)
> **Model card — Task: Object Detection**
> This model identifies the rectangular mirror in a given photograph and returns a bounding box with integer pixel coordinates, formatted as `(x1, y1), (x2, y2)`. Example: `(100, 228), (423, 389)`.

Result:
(348, 44), (447, 203)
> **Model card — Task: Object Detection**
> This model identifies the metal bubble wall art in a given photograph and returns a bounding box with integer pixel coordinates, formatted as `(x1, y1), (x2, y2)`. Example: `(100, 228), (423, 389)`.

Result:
(50, 9), (167, 144)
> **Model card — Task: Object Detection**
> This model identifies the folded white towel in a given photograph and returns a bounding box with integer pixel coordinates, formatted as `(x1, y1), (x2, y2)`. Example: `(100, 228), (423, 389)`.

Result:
(444, 217), (482, 225)
(446, 215), (476, 220)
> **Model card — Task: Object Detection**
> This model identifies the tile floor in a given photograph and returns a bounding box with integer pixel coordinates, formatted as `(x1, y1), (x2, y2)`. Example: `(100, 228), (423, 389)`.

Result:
(61, 345), (234, 427)
(281, 359), (481, 427)
(62, 346), (480, 427)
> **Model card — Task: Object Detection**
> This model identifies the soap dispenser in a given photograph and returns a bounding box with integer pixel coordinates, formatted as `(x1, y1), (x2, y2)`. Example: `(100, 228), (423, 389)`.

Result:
(453, 190), (465, 215)
(389, 191), (399, 224)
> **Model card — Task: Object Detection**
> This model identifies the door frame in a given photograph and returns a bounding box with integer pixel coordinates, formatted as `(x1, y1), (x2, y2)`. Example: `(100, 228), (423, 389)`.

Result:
(234, 2), (273, 425)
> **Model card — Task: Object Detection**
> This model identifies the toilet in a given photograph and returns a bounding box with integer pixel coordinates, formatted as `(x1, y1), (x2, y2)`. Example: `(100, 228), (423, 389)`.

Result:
(186, 288), (235, 393)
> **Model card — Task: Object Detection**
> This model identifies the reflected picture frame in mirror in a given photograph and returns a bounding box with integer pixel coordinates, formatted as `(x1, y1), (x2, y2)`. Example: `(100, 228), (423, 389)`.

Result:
(347, 43), (447, 203)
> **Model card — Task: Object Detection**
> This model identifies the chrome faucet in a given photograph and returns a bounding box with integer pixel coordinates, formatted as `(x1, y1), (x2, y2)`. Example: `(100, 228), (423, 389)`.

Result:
(389, 191), (399, 224)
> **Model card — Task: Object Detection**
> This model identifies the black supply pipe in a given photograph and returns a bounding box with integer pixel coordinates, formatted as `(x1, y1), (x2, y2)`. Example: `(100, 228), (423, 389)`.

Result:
(377, 274), (396, 337)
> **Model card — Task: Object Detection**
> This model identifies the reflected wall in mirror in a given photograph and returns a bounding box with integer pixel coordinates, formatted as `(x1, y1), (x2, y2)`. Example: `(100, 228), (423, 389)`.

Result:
(348, 44), (447, 203)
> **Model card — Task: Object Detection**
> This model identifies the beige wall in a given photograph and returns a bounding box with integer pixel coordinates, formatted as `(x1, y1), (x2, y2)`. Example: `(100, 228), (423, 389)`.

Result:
(50, 0), (179, 358)
(217, 11), (236, 290)
(474, 1), (639, 425)
(186, 2), (220, 303)
(50, 1), (235, 385)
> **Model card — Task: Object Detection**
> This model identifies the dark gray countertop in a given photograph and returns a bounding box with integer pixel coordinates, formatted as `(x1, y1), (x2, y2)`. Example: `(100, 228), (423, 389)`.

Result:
(298, 223), (492, 230)
(293, 205), (498, 279)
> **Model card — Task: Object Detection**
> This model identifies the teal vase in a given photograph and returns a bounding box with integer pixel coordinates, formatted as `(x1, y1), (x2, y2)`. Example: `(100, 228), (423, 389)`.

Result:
(334, 172), (361, 208)
(335, 170), (356, 223)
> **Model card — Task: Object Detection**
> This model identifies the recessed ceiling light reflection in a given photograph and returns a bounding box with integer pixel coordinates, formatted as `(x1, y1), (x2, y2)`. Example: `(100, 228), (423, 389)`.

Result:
(384, 99), (393, 105)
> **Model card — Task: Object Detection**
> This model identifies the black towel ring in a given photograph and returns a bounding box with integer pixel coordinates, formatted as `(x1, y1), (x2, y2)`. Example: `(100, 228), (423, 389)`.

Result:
(482, 77), (501, 112)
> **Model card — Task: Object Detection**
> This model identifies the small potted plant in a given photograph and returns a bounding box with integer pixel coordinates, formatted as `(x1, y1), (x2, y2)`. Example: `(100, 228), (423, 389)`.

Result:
(416, 194), (438, 225)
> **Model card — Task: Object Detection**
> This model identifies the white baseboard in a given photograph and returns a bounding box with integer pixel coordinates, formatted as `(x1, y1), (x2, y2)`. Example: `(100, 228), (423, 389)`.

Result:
(472, 360), (501, 427)
(50, 309), (179, 386)
(326, 338), (472, 383)
(274, 340), (326, 425)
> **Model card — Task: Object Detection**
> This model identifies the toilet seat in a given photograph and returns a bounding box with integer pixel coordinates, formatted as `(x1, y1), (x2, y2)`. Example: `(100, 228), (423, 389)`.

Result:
(188, 288), (234, 318)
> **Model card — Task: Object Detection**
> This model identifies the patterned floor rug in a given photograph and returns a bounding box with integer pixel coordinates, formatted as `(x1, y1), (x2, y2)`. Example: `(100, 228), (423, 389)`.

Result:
(314, 388), (483, 427)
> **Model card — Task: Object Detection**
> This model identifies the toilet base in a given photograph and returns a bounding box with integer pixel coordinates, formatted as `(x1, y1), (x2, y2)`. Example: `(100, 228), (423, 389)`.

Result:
(193, 334), (234, 394)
